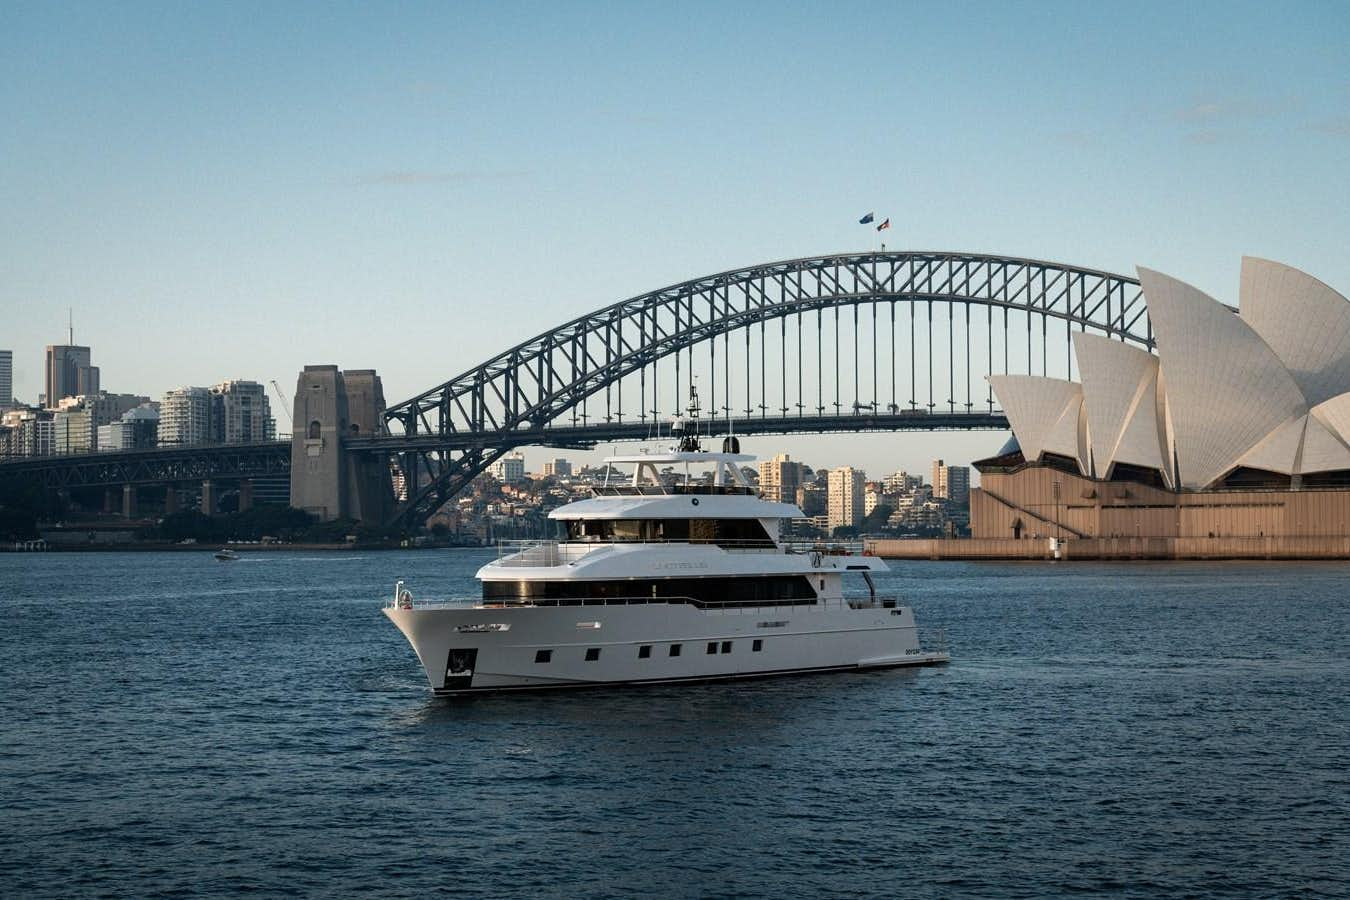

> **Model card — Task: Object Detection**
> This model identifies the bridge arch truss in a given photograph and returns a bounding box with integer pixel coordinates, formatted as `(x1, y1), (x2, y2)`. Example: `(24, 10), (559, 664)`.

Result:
(381, 250), (1152, 527)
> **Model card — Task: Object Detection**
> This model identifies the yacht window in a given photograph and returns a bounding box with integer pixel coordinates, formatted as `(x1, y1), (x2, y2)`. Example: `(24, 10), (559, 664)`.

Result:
(535, 649), (552, 664)
(638, 645), (652, 659)
(669, 643), (682, 657)
(585, 648), (601, 662)
(707, 642), (718, 654)
(752, 639), (763, 652)
(561, 518), (772, 547)
(721, 641), (732, 654)
(482, 575), (817, 606)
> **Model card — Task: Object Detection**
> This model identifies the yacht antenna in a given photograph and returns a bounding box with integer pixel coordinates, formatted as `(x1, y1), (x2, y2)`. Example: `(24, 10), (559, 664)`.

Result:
(678, 383), (702, 452)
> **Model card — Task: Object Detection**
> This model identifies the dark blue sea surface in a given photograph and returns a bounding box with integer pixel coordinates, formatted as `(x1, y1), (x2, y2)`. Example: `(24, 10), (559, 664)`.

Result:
(1, 551), (1347, 898)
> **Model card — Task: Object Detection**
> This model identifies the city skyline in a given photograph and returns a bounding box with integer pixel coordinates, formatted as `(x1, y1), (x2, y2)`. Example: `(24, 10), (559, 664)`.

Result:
(5, 2), (1350, 477)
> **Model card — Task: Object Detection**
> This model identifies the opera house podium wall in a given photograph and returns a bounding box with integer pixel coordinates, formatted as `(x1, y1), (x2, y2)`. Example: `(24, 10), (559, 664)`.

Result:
(971, 463), (1350, 543)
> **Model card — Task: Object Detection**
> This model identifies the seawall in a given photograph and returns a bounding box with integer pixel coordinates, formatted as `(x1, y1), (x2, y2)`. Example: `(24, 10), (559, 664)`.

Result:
(867, 536), (1350, 560)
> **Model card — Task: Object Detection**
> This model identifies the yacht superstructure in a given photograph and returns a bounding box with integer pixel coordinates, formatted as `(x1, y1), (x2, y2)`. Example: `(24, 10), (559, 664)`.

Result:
(383, 431), (948, 694)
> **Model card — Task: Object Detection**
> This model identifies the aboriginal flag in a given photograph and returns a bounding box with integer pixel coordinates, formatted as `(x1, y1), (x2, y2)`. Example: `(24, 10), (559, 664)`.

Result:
(876, 218), (890, 231)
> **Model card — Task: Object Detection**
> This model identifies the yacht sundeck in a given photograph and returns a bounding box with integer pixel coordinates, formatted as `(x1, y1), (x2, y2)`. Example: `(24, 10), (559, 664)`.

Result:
(383, 431), (948, 694)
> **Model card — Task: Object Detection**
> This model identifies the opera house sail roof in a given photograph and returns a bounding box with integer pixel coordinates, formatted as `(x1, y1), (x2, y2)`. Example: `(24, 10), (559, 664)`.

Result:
(988, 257), (1350, 491)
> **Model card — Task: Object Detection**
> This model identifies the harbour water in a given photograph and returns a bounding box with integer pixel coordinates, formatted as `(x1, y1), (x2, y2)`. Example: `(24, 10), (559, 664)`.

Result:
(2, 551), (1347, 897)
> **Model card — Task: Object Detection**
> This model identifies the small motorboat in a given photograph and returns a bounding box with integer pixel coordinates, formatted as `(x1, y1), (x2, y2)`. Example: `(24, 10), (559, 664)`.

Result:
(214, 548), (240, 561)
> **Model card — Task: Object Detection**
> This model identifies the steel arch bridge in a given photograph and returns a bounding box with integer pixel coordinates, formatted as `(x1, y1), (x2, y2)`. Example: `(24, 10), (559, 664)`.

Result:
(378, 250), (1154, 528)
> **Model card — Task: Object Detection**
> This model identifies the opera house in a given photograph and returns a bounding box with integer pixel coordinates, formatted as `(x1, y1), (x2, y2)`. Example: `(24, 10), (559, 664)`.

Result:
(971, 257), (1350, 552)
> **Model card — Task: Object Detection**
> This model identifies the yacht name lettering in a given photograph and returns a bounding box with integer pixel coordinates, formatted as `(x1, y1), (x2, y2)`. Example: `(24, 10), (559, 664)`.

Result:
(654, 561), (709, 570)
(757, 621), (789, 628)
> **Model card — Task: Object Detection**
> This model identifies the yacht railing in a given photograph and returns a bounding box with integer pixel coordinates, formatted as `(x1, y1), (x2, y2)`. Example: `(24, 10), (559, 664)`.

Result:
(494, 540), (597, 566)
(782, 541), (867, 556)
(393, 592), (911, 613)
(589, 485), (757, 497)
(917, 626), (949, 656)
(494, 538), (779, 563)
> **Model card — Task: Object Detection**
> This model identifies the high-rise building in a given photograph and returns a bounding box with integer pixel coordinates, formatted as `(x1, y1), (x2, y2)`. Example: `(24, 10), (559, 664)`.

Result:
(210, 380), (275, 444)
(160, 387), (212, 446)
(0, 350), (12, 408)
(932, 459), (971, 504)
(0, 407), (54, 458)
(492, 453), (526, 483)
(827, 466), (866, 531)
(543, 458), (572, 478)
(44, 345), (99, 406)
(757, 452), (803, 503)
(98, 403), (160, 451)
(53, 403), (94, 454)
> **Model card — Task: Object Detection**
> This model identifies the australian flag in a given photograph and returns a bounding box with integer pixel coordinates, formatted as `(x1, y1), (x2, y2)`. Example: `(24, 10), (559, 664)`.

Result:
(858, 212), (874, 225)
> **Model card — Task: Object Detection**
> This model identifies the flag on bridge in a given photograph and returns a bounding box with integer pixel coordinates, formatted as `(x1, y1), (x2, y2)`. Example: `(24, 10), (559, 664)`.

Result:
(876, 218), (890, 232)
(858, 212), (874, 225)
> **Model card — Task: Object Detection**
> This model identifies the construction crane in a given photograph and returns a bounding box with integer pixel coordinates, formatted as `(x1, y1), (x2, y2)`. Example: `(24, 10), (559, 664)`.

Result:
(270, 380), (293, 429)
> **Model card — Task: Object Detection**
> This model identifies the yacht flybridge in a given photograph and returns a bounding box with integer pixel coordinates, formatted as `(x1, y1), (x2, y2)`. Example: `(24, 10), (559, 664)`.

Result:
(383, 425), (948, 694)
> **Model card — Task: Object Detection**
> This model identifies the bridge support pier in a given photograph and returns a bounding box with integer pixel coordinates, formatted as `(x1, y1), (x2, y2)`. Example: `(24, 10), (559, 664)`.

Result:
(201, 480), (216, 515)
(122, 484), (137, 519)
(104, 487), (118, 515)
(239, 479), (254, 512)
(164, 486), (179, 515)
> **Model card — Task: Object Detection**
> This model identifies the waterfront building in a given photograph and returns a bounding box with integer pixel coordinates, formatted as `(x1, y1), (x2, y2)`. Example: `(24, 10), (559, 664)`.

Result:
(932, 459), (970, 505)
(0, 350), (12, 408)
(44, 345), (99, 406)
(543, 458), (572, 478)
(210, 380), (275, 444)
(491, 453), (526, 483)
(827, 466), (866, 531)
(976, 257), (1350, 542)
(757, 452), (803, 503)
(160, 387), (212, 446)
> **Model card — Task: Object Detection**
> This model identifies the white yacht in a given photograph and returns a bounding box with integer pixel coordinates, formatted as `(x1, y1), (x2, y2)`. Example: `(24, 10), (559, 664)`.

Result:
(383, 432), (949, 695)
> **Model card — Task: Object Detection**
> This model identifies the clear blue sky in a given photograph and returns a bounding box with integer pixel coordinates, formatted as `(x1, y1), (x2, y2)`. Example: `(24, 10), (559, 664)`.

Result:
(3, 1), (1349, 476)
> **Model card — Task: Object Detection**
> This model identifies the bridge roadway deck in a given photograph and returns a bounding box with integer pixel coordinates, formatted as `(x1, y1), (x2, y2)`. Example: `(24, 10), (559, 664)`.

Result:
(0, 441), (292, 489)
(0, 411), (1008, 490)
(345, 411), (1010, 453)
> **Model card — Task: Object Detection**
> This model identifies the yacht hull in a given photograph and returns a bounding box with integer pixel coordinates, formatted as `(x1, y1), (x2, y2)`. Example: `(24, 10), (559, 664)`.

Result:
(383, 601), (948, 695)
